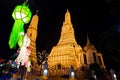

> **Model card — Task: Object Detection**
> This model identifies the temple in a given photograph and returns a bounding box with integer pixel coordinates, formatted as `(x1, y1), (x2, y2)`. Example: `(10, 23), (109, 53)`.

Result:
(83, 34), (105, 68)
(47, 9), (105, 78)
(26, 11), (40, 72)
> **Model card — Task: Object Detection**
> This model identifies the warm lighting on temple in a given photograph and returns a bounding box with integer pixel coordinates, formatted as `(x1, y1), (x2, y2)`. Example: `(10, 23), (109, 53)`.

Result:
(47, 9), (105, 79)
(26, 11), (39, 72)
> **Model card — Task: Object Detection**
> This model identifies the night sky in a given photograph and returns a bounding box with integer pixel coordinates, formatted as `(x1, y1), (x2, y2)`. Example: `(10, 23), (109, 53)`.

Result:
(0, 0), (120, 71)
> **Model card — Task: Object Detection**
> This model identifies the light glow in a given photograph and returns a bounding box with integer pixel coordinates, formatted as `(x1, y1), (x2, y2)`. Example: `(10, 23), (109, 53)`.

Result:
(113, 74), (117, 79)
(15, 12), (21, 19)
(43, 69), (48, 76)
(71, 72), (75, 78)
(94, 75), (97, 80)
(19, 32), (24, 35)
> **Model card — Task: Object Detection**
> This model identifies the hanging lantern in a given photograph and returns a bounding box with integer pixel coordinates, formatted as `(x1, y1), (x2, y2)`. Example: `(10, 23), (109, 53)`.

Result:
(9, 2), (32, 49)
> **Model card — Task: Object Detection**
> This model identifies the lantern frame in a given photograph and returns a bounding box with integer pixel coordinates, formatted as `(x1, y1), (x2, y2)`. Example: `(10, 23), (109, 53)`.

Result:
(12, 3), (32, 24)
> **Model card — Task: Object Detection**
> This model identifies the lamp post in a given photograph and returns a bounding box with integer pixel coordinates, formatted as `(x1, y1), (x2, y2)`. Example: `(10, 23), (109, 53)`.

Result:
(110, 69), (117, 80)
(69, 66), (76, 80)
(42, 62), (48, 80)
(91, 70), (97, 80)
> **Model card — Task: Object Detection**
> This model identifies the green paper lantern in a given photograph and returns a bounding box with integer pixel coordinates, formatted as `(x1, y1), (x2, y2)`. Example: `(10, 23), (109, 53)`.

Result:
(9, 2), (32, 49)
(12, 2), (32, 24)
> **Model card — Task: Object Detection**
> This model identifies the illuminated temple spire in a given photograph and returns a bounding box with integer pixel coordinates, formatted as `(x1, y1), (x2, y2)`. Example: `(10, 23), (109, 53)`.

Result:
(48, 9), (84, 76)
(87, 33), (91, 46)
(57, 9), (77, 45)
(26, 10), (39, 72)
(84, 33), (96, 51)
(47, 9), (106, 79)
(65, 9), (71, 23)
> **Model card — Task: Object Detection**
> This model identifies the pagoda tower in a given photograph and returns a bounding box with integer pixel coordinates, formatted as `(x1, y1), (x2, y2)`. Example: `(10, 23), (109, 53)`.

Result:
(26, 11), (39, 72)
(84, 34), (105, 68)
(48, 9), (84, 76)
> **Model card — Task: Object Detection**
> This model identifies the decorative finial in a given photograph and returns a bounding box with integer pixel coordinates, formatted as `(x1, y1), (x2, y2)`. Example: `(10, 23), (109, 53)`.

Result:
(67, 9), (69, 12)
(65, 9), (71, 23)
(87, 33), (90, 45)
(36, 10), (39, 15)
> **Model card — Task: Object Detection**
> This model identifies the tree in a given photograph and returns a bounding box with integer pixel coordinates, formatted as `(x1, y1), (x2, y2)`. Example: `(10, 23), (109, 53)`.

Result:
(36, 50), (49, 65)
(36, 50), (49, 75)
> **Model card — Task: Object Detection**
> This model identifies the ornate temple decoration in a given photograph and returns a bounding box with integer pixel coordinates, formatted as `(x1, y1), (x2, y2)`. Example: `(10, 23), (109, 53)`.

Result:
(83, 34), (105, 68)
(48, 10), (84, 76)
(26, 11), (39, 72)
(48, 9), (105, 77)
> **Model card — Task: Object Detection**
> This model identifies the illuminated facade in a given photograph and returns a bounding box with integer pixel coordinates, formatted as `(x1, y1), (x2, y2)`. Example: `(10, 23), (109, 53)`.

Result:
(48, 10), (105, 77)
(83, 34), (105, 68)
(26, 11), (39, 72)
